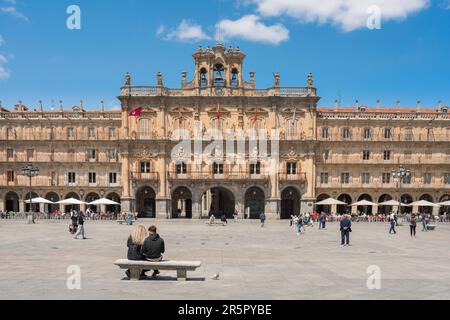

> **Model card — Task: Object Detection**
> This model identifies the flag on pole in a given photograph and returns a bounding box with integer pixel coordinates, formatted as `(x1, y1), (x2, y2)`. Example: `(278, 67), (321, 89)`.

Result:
(252, 108), (259, 125)
(128, 106), (142, 117)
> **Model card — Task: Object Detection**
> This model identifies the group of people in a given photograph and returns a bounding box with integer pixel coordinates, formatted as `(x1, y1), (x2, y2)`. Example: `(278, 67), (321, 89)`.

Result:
(69, 210), (87, 240)
(290, 212), (321, 235)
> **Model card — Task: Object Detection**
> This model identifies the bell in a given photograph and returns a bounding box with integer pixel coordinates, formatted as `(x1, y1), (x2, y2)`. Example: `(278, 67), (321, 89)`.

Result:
(215, 71), (223, 83)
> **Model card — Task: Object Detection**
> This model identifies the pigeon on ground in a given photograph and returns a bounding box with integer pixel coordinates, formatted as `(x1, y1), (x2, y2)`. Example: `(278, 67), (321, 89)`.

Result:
(211, 273), (220, 280)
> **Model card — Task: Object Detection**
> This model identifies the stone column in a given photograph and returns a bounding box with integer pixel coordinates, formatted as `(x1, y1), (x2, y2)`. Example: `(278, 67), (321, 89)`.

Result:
(412, 205), (419, 214)
(120, 151), (132, 212)
(192, 195), (202, 219)
(80, 203), (86, 213)
(19, 200), (25, 213)
(39, 203), (44, 213)
(265, 199), (280, 220)
(331, 204), (337, 215)
(0, 200), (4, 212)
(432, 206), (440, 217)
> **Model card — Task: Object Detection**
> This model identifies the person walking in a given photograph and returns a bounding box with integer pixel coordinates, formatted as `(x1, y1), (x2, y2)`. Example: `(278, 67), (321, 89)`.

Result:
(233, 209), (238, 223)
(319, 212), (327, 230)
(74, 213), (87, 240)
(70, 211), (78, 235)
(410, 214), (417, 237)
(389, 213), (397, 234)
(420, 214), (428, 232)
(141, 225), (165, 278)
(294, 215), (301, 235)
(340, 214), (352, 247)
(259, 212), (266, 228)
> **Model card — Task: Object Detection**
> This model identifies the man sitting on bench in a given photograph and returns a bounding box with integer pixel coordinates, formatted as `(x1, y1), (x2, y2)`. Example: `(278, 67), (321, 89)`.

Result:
(141, 225), (165, 278)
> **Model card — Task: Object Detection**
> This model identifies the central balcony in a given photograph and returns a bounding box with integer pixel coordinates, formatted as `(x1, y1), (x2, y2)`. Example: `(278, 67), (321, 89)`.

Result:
(278, 172), (307, 182)
(130, 172), (159, 181)
(168, 171), (270, 181)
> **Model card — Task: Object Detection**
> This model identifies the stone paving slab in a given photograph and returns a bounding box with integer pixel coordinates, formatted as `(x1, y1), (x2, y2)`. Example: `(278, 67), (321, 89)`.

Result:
(0, 219), (449, 300)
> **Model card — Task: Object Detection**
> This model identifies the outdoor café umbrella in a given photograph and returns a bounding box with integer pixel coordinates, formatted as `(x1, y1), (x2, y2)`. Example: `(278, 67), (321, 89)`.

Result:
(438, 201), (450, 206)
(24, 197), (54, 204)
(350, 200), (378, 207)
(87, 198), (120, 206)
(56, 198), (86, 205)
(315, 198), (347, 206)
(410, 200), (440, 208)
(378, 200), (411, 207)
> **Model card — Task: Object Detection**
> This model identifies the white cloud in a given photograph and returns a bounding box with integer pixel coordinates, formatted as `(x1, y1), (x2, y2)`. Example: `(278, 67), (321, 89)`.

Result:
(164, 20), (211, 42)
(0, 54), (10, 79)
(216, 14), (289, 45)
(155, 25), (166, 36)
(0, 5), (29, 22)
(251, 0), (429, 31)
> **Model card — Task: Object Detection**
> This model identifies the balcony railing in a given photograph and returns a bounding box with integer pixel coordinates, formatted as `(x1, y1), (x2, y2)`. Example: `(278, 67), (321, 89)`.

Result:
(319, 133), (450, 142)
(168, 171), (270, 181)
(278, 172), (307, 182)
(130, 172), (159, 181)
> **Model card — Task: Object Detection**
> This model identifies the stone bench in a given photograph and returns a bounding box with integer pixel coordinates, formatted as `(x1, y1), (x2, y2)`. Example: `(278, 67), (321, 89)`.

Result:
(114, 259), (201, 281)
(205, 221), (226, 226)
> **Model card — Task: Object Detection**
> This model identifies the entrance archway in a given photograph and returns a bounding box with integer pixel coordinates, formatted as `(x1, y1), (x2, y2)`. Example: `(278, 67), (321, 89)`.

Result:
(64, 192), (80, 213)
(85, 193), (100, 212)
(136, 187), (156, 218)
(419, 194), (434, 214)
(4, 192), (19, 212)
(24, 192), (39, 212)
(357, 194), (373, 215)
(378, 194), (392, 214)
(172, 187), (193, 219)
(337, 194), (352, 215)
(400, 194), (413, 214)
(202, 187), (235, 219)
(45, 192), (60, 213)
(106, 193), (121, 213)
(316, 194), (331, 214)
(245, 187), (266, 219)
(281, 187), (301, 219)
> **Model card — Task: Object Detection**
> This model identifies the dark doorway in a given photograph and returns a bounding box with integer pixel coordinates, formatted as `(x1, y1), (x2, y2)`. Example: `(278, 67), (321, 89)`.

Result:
(245, 187), (265, 219)
(137, 187), (156, 218)
(172, 187), (193, 219)
(281, 187), (301, 219)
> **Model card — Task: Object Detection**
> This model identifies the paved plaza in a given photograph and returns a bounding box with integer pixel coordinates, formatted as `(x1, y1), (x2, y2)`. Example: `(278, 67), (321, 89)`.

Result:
(1, 219), (450, 300)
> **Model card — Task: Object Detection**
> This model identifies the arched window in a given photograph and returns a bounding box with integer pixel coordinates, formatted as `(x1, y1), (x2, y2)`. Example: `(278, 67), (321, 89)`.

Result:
(199, 68), (208, 87)
(139, 118), (151, 139)
(231, 68), (239, 87)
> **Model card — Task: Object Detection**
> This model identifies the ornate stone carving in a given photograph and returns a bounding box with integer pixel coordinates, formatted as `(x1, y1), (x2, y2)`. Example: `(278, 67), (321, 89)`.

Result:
(135, 148), (157, 160)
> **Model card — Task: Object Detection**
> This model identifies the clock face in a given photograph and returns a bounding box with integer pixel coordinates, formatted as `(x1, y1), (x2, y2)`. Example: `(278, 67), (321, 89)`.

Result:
(215, 87), (223, 96)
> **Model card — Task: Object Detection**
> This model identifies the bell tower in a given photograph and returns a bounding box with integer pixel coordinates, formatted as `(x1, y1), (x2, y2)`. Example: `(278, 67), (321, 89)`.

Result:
(190, 43), (246, 89)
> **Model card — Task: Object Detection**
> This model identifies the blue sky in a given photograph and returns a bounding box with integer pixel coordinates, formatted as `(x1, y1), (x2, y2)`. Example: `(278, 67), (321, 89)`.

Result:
(0, 0), (449, 110)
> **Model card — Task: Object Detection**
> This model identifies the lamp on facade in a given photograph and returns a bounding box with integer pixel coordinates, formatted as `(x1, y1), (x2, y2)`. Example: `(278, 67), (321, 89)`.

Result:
(391, 165), (411, 215)
(21, 164), (40, 224)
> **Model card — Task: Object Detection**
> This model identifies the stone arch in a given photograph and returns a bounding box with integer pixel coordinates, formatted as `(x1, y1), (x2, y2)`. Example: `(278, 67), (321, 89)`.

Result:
(136, 186), (156, 218)
(439, 194), (450, 214)
(378, 194), (393, 214)
(171, 186), (193, 219)
(24, 192), (39, 213)
(401, 194), (413, 214)
(357, 194), (373, 215)
(245, 186), (266, 220)
(4, 191), (19, 212)
(45, 192), (60, 213)
(200, 186), (236, 219)
(63, 192), (81, 213)
(85, 192), (100, 212)
(316, 193), (331, 214)
(106, 192), (121, 214)
(419, 194), (434, 214)
(280, 186), (302, 219)
(337, 194), (352, 215)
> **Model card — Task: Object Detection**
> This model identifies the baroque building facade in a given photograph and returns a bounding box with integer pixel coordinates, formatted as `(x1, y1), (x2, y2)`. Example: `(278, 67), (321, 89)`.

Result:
(1, 44), (449, 219)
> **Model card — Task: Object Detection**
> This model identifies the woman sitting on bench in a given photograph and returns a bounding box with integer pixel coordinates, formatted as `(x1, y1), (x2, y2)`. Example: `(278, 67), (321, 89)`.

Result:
(126, 225), (149, 279)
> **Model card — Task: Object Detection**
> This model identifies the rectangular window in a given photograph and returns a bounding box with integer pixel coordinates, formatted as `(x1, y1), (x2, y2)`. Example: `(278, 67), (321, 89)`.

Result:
(250, 162), (261, 174)
(287, 162), (297, 175)
(109, 128), (116, 139)
(363, 128), (371, 140)
(67, 127), (75, 138)
(384, 128), (392, 139)
(7, 148), (13, 159)
(363, 150), (370, 161)
(176, 162), (187, 174)
(342, 128), (351, 139)
(27, 149), (34, 160)
(109, 172), (117, 184)
(323, 150), (330, 161)
(7, 170), (15, 182)
(88, 148), (96, 160)
(402, 174), (412, 184)
(7, 128), (13, 137)
(88, 128), (95, 138)
(51, 172), (57, 186)
(362, 173), (371, 184)
(424, 173), (432, 185)
(89, 172), (96, 184)
(444, 173), (450, 185)
(322, 127), (329, 139)
(383, 150), (391, 161)
(382, 173), (391, 184)
(140, 162), (151, 173)
(108, 149), (117, 160)
(320, 172), (329, 184)
(68, 172), (76, 184)
(341, 172), (350, 184)
(213, 162), (224, 174)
